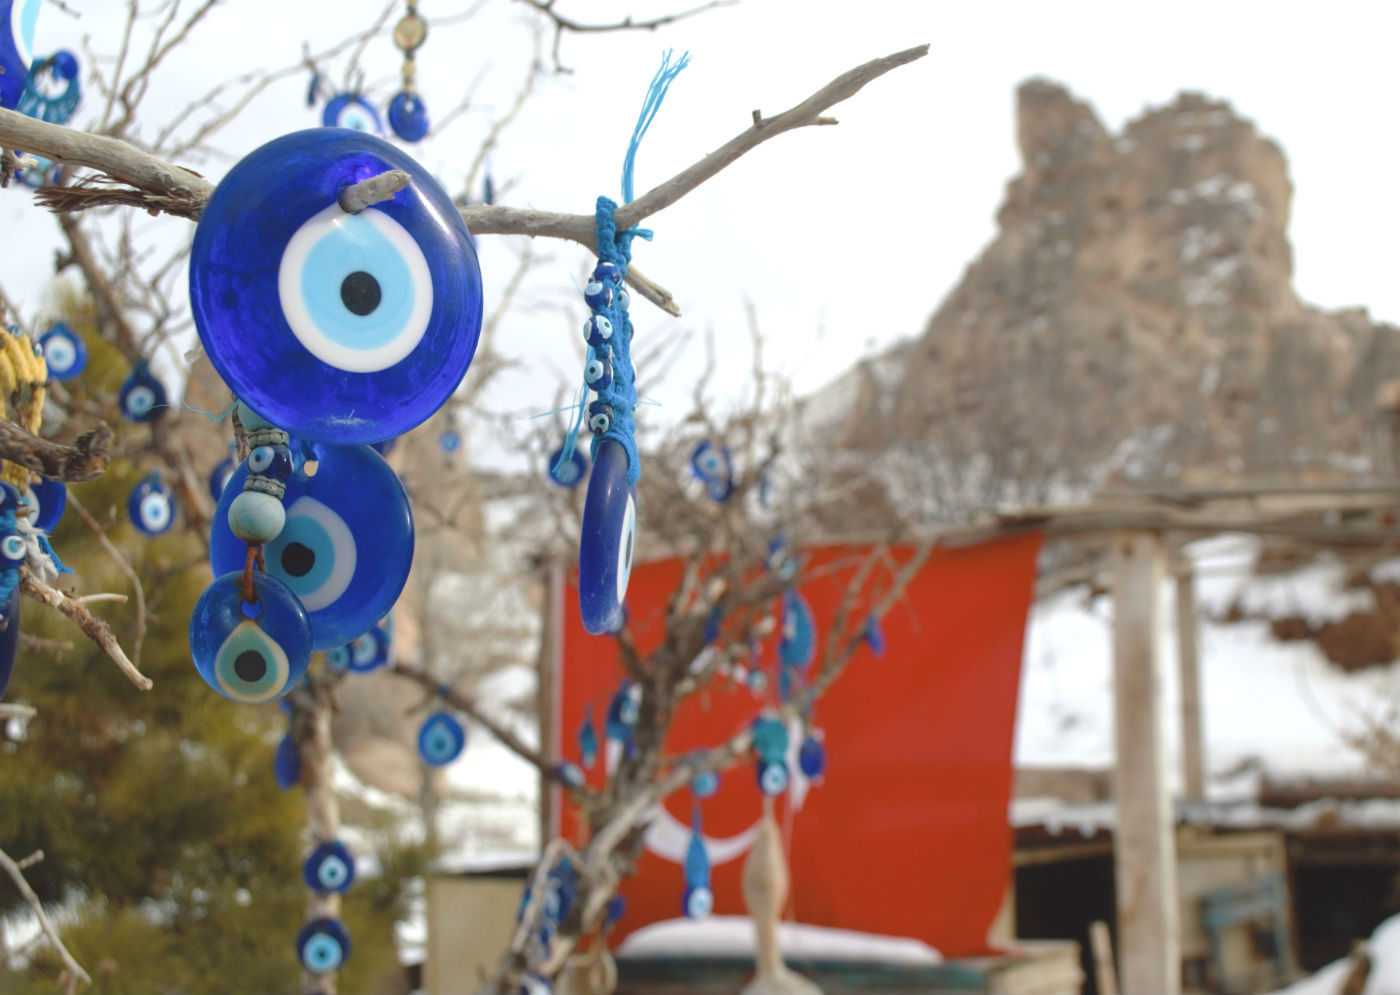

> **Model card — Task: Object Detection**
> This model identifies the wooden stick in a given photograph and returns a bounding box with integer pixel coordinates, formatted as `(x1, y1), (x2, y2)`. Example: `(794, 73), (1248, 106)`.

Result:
(20, 567), (153, 690)
(1089, 920), (1119, 995)
(0, 846), (92, 994)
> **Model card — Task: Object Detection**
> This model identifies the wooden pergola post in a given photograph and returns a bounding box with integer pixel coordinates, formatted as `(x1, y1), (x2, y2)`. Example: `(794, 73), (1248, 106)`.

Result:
(1175, 559), (1206, 801)
(1111, 531), (1181, 995)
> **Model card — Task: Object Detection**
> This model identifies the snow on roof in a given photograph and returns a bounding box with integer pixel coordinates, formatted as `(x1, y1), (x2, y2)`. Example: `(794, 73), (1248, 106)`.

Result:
(617, 916), (943, 966)
(1016, 535), (1400, 786)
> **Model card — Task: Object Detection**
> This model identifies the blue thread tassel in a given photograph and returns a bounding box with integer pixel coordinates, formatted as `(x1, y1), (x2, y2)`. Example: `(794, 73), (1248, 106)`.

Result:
(620, 50), (691, 204)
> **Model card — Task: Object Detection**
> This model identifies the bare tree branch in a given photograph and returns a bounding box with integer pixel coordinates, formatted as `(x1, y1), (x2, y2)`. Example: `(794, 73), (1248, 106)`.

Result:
(20, 567), (152, 690)
(0, 846), (92, 994)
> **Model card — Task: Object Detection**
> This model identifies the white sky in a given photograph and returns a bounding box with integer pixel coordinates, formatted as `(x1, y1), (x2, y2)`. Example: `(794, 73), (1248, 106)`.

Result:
(5, 0), (1399, 462)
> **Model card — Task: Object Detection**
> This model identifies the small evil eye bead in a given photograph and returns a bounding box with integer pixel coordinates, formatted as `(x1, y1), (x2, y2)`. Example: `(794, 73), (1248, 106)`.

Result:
(303, 840), (356, 894)
(619, 683), (641, 726)
(296, 917), (351, 975)
(584, 356), (613, 392)
(417, 710), (466, 766)
(322, 93), (383, 135)
(799, 733), (827, 780)
(592, 261), (622, 286)
(387, 91), (430, 143)
(246, 444), (295, 483)
(583, 280), (613, 311)
(616, 288), (630, 311)
(0, 532), (27, 565)
(274, 733), (302, 789)
(746, 669), (768, 694)
(189, 571), (313, 705)
(227, 489), (286, 544)
(546, 445), (588, 489)
(691, 769), (719, 799)
(587, 402), (612, 435)
(119, 365), (168, 423)
(439, 429), (461, 454)
(583, 315), (613, 348)
(326, 644), (351, 672)
(757, 761), (789, 796)
(127, 475), (176, 536)
(683, 884), (714, 920)
(346, 628), (387, 672)
(38, 322), (86, 380)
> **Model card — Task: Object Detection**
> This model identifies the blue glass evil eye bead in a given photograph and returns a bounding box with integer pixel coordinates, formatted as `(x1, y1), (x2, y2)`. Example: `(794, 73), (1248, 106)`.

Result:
(864, 614), (886, 656)
(758, 760), (789, 796)
(547, 444), (587, 488)
(190, 571), (312, 704)
(0, 0), (40, 110)
(799, 732), (826, 780)
(439, 429), (460, 453)
(592, 261), (622, 286)
(127, 474), (175, 535)
(587, 401), (611, 435)
(322, 92), (382, 135)
(22, 477), (64, 533)
(38, 322), (85, 380)
(274, 732), (302, 788)
(388, 91), (429, 142)
(578, 440), (636, 635)
(683, 884), (713, 919)
(692, 769), (719, 799)
(584, 356), (612, 392)
(583, 315), (613, 348)
(345, 627), (387, 672)
(418, 710), (465, 766)
(297, 917), (351, 975)
(779, 592), (815, 669)
(690, 440), (733, 502)
(583, 280), (612, 311)
(210, 443), (413, 650)
(247, 444), (294, 481)
(303, 839), (356, 894)
(119, 364), (167, 423)
(189, 129), (484, 445)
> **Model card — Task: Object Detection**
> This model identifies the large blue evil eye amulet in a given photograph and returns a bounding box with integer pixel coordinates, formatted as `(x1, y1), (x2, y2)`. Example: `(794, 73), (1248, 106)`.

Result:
(38, 322), (85, 380)
(189, 129), (483, 444)
(297, 917), (351, 975)
(578, 439), (636, 635)
(189, 571), (312, 704)
(322, 92), (382, 135)
(418, 710), (465, 766)
(303, 839), (356, 894)
(119, 363), (167, 422)
(128, 473), (175, 535)
(210, 442), (412, 649)
(0, 0), (40, 110)
(388, 91), (429, 142)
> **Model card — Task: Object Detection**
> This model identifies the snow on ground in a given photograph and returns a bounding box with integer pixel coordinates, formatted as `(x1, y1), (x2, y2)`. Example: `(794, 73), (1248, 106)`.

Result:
(1271, 911), (1400, 995)
(1016, 535), (1400, 788)
(618, 916), (943, 965)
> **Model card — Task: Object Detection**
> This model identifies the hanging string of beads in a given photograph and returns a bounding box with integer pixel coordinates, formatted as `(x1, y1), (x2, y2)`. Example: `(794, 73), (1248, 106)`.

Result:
(388, 2), (430, 142)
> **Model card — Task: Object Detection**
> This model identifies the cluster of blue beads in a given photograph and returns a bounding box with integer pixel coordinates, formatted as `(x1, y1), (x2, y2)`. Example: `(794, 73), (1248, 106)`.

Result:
(581, 198), (643, 485)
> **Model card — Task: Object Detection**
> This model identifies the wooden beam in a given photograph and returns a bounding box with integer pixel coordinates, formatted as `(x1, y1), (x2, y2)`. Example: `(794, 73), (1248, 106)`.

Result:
(537, 564), (564, 850)
(1111, 531), (1181, 995)
(1176, 563), (1206, 801)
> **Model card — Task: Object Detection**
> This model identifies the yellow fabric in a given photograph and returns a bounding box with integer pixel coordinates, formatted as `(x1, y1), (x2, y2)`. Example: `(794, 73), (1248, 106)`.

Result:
(0, 331), (48, 490)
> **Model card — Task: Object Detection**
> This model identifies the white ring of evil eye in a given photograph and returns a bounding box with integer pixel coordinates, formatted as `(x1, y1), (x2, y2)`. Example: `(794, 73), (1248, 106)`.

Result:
(279, 496), (357, 612)
(616, 491), (635, 605)
(141, 493), (173, 531)
(248, 447), (274, 474)
(277, 204), (434, 373)
(44, 337), (75, 370)
(1, 534), (26, 562)
(590, 412), (611, 433)
(126, 386), (156, 414)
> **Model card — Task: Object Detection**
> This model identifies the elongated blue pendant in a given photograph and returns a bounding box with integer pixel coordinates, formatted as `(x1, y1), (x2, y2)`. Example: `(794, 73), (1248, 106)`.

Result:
(189, 571), (312, 704)
(778, 591), (816, 668)
(683, 808), (713, 919)
(578, 439), (635, 634)
(274, 732), (302, 788)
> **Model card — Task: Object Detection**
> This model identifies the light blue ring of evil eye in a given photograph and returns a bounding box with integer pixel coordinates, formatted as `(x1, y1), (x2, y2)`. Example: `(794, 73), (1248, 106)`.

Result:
(23, 476), (64, 533)
(578, 440), (635, 635)
(546, 444), (587, 489)
(683, 885), (713, 920)
(326, 644), (350, 672)
(210, 443), (413, 650)
(189, 571), (312, 705)
(303, 840), (356, 894)
(322, 93), (382, 135)
(296, 917), (351, 974)
(388, 91), (429, 142)
(189, 129), (483, 445)
(417, 710), (465, 766)
(757, 761), (789, 796)
(127, 475), (175, 535)
(0, 0), (39, 110)
(38, 323), (85, 380)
